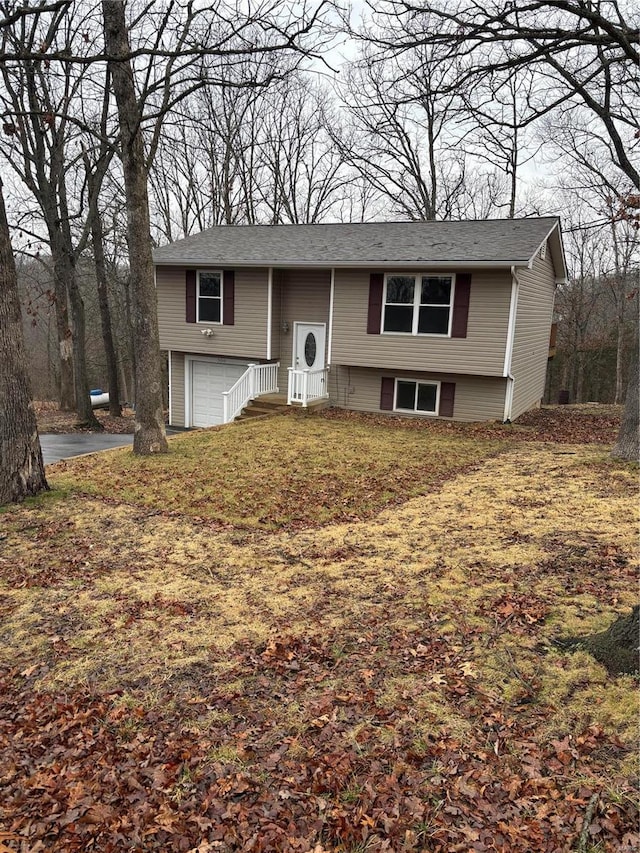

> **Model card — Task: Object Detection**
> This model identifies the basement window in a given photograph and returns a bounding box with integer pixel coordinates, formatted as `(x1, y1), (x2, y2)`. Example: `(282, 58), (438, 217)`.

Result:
(394, 379), (440, 414)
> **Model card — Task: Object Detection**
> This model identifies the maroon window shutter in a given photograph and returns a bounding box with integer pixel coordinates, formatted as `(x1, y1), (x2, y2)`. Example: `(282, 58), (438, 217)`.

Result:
(367, 273), (384, 334)
(451, 273), (471, 338)
(380, 377), (395, 411)
(439, 382), (456, 417)
(186, 270), (196, 323)
(223, 270), (235, 325)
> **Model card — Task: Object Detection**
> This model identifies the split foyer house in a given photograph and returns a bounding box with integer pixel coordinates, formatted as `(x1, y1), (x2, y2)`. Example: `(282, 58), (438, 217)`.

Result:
(153, 217), (566, 428)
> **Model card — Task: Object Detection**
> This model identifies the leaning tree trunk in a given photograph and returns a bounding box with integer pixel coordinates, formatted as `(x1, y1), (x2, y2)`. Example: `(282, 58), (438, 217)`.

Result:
(0, 179), (48, 504)
(103, 0), (167, 454)
(576, 606), (639, 676)
(49, 236), (75, 411)
(612, 332), (638, 462)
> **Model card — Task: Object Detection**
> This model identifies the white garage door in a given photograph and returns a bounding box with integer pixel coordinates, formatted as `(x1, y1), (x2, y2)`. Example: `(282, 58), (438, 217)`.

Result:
(191, 360), (248, 427)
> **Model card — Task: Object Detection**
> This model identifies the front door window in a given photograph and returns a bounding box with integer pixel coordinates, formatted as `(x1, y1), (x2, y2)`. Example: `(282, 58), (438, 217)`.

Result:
(304, 333), (317, 366)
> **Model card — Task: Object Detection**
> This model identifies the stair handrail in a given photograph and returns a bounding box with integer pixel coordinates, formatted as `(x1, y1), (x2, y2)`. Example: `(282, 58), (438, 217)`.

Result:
(222, 362), (279, 423)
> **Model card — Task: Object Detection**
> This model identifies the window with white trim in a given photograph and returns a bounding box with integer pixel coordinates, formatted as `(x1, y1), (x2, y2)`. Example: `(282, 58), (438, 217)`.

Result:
(394, 379), (440, 414)
(383, 273), (454, 335)
(197, 271), (222, 323)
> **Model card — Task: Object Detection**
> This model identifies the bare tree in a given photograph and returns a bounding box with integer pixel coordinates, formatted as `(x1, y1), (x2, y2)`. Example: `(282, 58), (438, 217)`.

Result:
(102, 0), (335, 452)
(0, 178), (48, 504)
(84, 152), (122, 417)
(0, 6), (107, 427)
(1, 0), (335, 457)
(150, 67), (349, 239)
(102, 0), (167, 452)
(460, 69), (542, 218)
(547, 115), (639, 402)
(335, 45), (471, 220)
(612, 337), (639, 462)
(553, 222), (607, 403)
(362, 1), (640, 190)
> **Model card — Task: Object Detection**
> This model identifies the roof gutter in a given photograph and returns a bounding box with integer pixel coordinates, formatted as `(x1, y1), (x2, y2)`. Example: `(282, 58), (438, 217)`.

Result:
(152, 258), (534, 270)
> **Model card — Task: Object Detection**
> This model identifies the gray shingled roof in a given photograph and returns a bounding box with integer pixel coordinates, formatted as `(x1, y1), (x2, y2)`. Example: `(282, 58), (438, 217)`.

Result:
(152, 217), (563, 271)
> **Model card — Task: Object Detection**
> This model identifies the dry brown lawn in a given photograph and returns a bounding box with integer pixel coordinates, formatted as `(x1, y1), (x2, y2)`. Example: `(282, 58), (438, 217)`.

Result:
(0, 409), (637, 852)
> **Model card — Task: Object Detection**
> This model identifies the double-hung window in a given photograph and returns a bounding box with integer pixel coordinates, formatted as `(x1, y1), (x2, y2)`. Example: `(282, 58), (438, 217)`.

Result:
(383, 273), (454, 336)
(197, 271), (222, 323)
(395, 379), (440, 415)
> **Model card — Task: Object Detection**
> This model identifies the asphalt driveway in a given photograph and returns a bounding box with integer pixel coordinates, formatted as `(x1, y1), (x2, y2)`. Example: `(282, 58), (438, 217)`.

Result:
(40, 429), (183, 464)
(40, 434), (134, 465)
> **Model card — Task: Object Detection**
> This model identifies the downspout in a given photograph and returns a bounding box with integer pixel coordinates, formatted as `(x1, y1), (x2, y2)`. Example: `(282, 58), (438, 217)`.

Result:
(267, 267), (273, 361)
(327, 268), (335, 366)
(503, 266), (520, 422)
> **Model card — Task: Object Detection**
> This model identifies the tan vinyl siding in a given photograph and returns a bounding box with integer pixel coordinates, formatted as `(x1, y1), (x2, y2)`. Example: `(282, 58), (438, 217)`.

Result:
(331, 268), (511, 376)
(332, 366), (506, 422)
(156, 265), (269, 358)
(276, 269), (331, 392)
(169, 351), (185, 426)
(510, 252), (556, 420)
(270, 271), (283, 361)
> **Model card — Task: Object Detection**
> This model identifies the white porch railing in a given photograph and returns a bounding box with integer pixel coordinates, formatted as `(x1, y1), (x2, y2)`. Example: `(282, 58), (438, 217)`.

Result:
(222, 362), (279, 423)
(287, 367), (329, 407)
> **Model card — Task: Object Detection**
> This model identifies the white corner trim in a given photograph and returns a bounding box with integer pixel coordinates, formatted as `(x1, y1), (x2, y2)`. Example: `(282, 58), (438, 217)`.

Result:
(167, 349), (172, 426)
(184, 355), (191, 428)
(267, 267), (273, 361)
(327, 268), (335, 365)
(504, 267), (520, 377)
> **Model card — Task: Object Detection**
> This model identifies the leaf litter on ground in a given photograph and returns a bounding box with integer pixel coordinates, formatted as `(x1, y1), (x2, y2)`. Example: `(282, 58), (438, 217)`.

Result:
(0, 405), (637, 851)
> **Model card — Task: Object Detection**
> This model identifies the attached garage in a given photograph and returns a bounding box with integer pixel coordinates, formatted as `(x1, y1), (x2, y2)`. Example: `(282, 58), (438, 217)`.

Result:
(186, 357), (249, 427)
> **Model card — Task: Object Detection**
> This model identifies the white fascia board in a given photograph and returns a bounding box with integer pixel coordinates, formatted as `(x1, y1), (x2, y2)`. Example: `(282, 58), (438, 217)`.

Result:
(527, 220), (568, 281)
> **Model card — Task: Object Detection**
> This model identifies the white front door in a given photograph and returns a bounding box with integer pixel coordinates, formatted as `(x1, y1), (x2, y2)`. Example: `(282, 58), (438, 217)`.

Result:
(293, 323), (326, 371)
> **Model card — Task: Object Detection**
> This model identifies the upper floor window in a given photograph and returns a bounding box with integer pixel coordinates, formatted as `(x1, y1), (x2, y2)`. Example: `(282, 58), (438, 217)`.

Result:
(383, 273), (454, 336)
(197, 271), (222, 323)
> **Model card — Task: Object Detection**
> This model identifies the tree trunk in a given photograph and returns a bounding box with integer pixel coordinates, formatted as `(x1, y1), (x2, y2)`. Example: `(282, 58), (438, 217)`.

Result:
(103, 1), (167, 454)
(567, 606), (639, 676)
(50, 249), (75, 411)
(575, 348), (585, 403)
(66, 265), (103, 430)
(612, 334), (639, 462)
(0, 180), (48, 504)
(614, 315), (625, 405)
(91, 208), (122, 417)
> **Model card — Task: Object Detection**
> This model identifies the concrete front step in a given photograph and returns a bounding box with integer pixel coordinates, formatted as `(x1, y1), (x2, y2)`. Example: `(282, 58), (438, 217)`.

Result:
(236, 399), (289, 421)
(235, 394), (331, 422)
(250, 400), (288, 411)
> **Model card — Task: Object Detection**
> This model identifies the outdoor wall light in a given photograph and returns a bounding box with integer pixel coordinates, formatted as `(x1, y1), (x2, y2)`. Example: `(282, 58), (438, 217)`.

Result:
(282, 321), (290, 333)
(200, 328), (215, 337)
